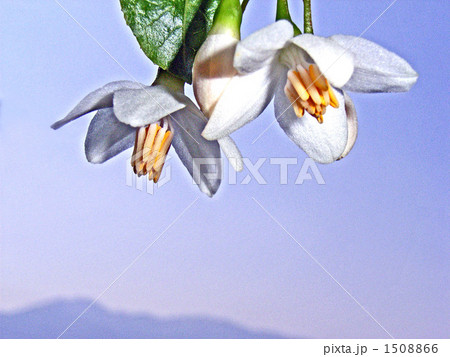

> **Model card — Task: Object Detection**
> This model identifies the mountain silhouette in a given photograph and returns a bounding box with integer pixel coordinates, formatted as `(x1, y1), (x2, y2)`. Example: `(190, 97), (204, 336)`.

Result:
(0, 299), (290, 338)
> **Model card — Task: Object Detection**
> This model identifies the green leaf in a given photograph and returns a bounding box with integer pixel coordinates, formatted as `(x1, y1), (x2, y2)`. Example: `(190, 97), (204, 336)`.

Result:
(120, 0), (220, 83)
(169, 0), (220, 83)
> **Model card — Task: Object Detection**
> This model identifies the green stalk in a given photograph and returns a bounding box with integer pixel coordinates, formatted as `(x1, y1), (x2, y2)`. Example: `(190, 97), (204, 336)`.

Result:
(276, 0), (301, 35)
(209, 0), (242, 39)
(303, 0), (314, 34)
(154, 68), (185, 93)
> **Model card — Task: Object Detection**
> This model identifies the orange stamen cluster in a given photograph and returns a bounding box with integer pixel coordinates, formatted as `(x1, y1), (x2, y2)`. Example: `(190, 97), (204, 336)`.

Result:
(131, 120), (174, 182)
(284, 64), (339, 123)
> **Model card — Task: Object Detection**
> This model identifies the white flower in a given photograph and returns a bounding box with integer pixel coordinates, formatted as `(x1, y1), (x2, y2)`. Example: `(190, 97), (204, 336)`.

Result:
(192, 32), (244, 171)
(51, 80), (241, 197)
(202, 20), (419, 163)
(193, 33), (239, 118)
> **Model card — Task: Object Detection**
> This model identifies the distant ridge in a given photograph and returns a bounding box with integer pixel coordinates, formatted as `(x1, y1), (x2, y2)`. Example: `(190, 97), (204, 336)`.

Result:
(0, 299), (290, 339)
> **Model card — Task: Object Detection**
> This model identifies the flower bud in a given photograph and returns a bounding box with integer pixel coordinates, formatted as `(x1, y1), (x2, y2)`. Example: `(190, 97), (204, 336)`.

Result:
(193, 34), (238, 118)
(192, 0), (242, 118)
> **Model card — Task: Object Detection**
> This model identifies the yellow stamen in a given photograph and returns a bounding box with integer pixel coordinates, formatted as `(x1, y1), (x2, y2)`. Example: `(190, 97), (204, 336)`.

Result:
(292, 101), (304, 117)
(131, 121), (173, 182)
(317, 90), (327, 106)
(321, 89), (330, 106)
(145, 125), (166, 172)
(284, 63), (340, 124)
(142, 124), (159, 162)
(132, 127), (147, 175)
(328, 85), (339, 108)
(152, 131), (174, 182)
(306, 105), (316, 116)
(130, 131), (140, 172)
(284, 85), (305, 117)
(309, 64), (329, 91)
(296, 65), (322, 106)
(284, 84), (298, 103)
(287, 70), (309, 101)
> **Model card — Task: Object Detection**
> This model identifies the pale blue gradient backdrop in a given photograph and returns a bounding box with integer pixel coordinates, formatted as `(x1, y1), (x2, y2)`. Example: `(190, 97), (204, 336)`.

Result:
(1, 0), (448, 338)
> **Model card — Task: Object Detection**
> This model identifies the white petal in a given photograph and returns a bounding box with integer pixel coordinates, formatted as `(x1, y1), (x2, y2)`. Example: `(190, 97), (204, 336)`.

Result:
(193, 34), (238, 118)
(218, 137), (244, 172)
(202, 63), (283, 140)
(338, 92), (358, 160)
(234, 20), (294, 73)
(171, 104), (222, 197)
(84, 108), (135, 164)
(113, 85), (188, 127)
(330, 35), (418, 92)
(289, 34), (354, 88)
(275, 78), (348, 164)
(51, 81), (142, 129)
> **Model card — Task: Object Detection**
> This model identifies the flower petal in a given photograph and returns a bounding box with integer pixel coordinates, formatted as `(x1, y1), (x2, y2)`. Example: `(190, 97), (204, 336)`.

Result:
(275, 77), (348, 164)
(338, 92), (358, 160)
(330, 35), (418, 92)
(234, 20), (294, 74)
(193, 34), (238, 118)
(171, 103), (222, 197)
(113, 85), (188, 127)
(288, 34), (354, 88)
(202, 63), (283, 140)
(84, 108), (135, 164)
(218, 136), (244, 172)
(51, 81), (142, 129)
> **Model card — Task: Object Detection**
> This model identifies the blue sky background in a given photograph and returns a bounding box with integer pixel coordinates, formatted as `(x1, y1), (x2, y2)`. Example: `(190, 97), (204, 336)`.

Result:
(1, 0), (448, 338)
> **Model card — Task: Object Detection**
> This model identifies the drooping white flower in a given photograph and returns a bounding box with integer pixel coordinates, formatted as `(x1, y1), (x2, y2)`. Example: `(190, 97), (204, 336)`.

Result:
(192, 24), (245, 172)
(202, 20), (418, 163)
(193, 33), (239, 119)
(190, 0), (248, 172)
(51, 78), (241, 197)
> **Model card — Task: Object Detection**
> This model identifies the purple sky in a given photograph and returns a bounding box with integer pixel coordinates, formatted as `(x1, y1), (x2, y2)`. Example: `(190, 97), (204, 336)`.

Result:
(1, 0), (448, 338)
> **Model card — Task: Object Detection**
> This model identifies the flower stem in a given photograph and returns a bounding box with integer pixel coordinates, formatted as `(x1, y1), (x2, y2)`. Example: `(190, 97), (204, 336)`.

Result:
(241, 0), (250, 13)
(209, 0), (242, 39)
(154, 68), (185, 93)
(303, 0), (314, 34)
(276, 0), (301, 35)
